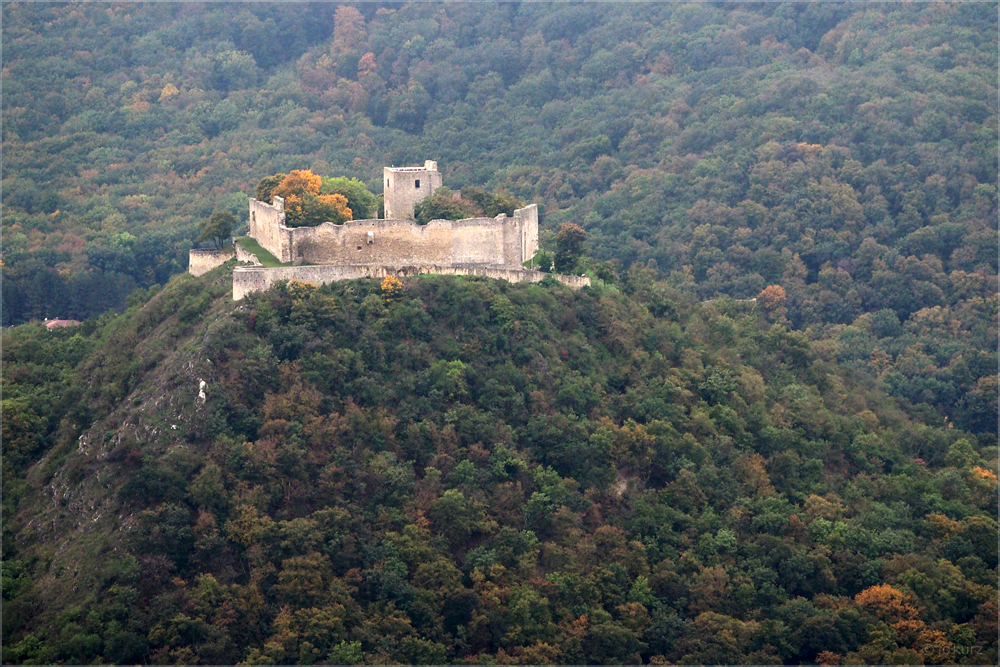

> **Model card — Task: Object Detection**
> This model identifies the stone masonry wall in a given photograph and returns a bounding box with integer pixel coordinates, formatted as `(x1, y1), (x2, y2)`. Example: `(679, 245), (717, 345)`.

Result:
(188, 248), (235, 276)
(384, 160), (443, 220)
(233, 264), (589, 300)
(517, 204), (540, 266)
(249, 196), (290, 262)
(287, 214), (534, 266)
(235, 244), (262, 266)
(249, 197), (539, 269)
(289, 218), (455, 266)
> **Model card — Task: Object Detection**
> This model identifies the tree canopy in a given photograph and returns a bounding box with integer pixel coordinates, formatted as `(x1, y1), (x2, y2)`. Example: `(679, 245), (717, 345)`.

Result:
(2, 270), (995, 665)
(197, 211), (236, 248)
(266, 170), (354, 227)
(321, 176), (380, 220)
(555, 222), (587, 274)
(1, 3), (997, 663)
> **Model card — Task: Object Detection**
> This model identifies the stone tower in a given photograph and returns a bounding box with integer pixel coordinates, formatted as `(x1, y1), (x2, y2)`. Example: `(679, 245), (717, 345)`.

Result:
(383, 160), (443, 220)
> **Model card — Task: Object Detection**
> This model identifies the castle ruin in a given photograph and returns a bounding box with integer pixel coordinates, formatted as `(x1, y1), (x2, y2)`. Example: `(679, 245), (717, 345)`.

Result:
(384, 160), (443, 220)
(247, 194), (539, 269)
(190, 161), (589, 297)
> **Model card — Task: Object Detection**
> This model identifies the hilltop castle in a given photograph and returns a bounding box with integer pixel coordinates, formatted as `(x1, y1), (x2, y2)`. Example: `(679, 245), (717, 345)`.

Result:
(189, 161), (588, 298)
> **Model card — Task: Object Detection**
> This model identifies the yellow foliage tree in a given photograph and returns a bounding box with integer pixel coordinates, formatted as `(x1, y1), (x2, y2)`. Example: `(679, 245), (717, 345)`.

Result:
(381, 275), (403, 302)
(273, 170), (352, 226)
(854, 584), (921, 622)
(274, 169), (322, 200)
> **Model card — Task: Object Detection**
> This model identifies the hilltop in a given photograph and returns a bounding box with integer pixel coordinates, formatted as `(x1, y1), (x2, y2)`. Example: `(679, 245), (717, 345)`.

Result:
(3, 268), (995, 664)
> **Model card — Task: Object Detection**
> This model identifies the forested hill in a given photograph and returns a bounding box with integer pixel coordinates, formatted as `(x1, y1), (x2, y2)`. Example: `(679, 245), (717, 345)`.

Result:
(3, 268), (996, 664)
(3, 2), (997, 439)
(1, 5), (997, 663)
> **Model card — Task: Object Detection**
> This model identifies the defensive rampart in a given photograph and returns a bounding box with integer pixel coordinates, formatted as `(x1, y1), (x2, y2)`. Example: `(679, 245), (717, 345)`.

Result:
(188, 248), (235, 276)
(246, 197), (539, 269)
(233, 264), (589, 300)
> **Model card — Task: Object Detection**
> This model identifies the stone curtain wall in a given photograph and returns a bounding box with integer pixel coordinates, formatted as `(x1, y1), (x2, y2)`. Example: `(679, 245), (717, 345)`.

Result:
(290, 218), (455, 266)
(450, 218), (507, 265)
(188, 248), (235, 276)
(289, 215), (532, 266)
(249, 198), (539, 269)
(248, 197), (290, 262)
(517, 204), (540, 267)
(233, 264), (589, 300)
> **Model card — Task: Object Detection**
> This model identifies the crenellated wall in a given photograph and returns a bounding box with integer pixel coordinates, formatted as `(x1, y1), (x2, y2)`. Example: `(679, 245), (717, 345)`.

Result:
(233, 264), (589, 300)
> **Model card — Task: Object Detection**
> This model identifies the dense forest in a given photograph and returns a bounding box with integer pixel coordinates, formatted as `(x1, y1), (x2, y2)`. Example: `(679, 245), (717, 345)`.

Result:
(3, 2), (997, 441)
(1, 2), (997, 665)
(3, 266), (996, 664)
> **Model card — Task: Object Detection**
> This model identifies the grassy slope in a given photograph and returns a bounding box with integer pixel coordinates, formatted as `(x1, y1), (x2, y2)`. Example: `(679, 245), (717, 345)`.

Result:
(234, 236), (283, 267)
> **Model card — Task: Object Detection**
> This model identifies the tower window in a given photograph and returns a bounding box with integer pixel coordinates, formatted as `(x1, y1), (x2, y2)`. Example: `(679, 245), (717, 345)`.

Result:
(415, 179), (421, 188)
(387, 179), (390, 187)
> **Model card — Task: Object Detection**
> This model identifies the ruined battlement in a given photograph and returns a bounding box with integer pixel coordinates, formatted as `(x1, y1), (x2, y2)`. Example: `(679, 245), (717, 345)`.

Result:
(190, 161), (580, 297)
(247, 195), (539, 269)
(188, 247), (234, 276)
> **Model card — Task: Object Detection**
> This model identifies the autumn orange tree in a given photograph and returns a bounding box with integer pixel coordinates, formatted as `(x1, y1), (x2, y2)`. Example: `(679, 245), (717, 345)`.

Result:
(757, 284), (789, 325)
(269, 169), (353, 227)
(380, 275), (403, 303)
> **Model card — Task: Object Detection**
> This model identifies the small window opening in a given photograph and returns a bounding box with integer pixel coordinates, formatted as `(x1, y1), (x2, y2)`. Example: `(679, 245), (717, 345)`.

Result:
(415, 179), (421, 188)
(387, 179), (390, 187)
(357, 246), (362, 250)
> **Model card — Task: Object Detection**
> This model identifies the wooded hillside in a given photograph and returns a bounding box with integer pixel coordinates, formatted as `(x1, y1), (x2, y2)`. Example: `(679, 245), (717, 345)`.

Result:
(3, 268), (995, 664)
(1, 3), (997, 665)
(3, 2), (996, 439)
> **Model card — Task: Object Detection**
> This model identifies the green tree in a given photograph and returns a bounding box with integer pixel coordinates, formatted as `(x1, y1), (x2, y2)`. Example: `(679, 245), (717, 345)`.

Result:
(255, 173), (286, 203)
(297, 192), (353, 227)
(321, 176), (379, 219)
(412, 188), (476, 224)
(555, 222), (587, 273)
(197, 211), (236, 248)
(210, 49), (258, 91)
(461, 186), (523, 217)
